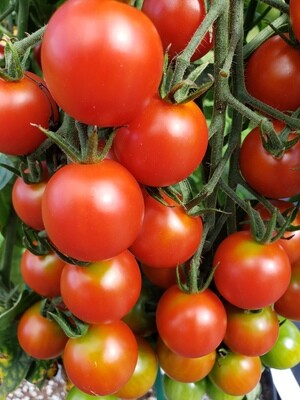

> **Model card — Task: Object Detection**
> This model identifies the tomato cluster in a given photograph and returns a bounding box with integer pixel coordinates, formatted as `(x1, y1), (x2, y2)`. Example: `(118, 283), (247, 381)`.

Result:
(0, 0), (300, 399)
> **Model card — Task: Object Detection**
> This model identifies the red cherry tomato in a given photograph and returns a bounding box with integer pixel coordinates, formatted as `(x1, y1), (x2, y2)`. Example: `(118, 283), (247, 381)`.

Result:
(213, 231), (291, 309)
(245, 34), (300, 112)
(274, 259), (300, 321)
(223, 304), (279, 356)
(0, 71), (58, 155)
(130, 192), (203, 268)
(63, 321), (138, 396)
(239, 120), (300, 199)
(142, 0), (213, 61)
(60, 250), (142, 323)
(21, 249), (65, 298)
(156, 285), (227, 358)
(17, 301), (68, 360)
(113, 97), (208, 187)
(42, 160), (144, 262)
(290, 0), (300, 43)
(41, 0), (164, 127)
(157, 337), (216, 383)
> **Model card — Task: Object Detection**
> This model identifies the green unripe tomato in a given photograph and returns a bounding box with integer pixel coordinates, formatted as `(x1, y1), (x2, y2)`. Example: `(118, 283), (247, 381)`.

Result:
(66, 386), (118, 400)
(162, 374), (206, 400)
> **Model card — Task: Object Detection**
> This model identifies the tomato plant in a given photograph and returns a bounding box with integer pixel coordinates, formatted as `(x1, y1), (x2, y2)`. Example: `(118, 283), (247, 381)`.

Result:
(142, 0), (213, 61)
(21, 249), (65, 298)
(208, 352), (262, 396)
(157, 337), (216, 383)
(239, 120), (300, 199)
(156, 285), (227, 358)
(60, 250), (142, 323)
(223, 304), (279, 356)
(41, 0), (164, 127)
(17, 301), (68, 360)
(205, 378), (244, 400)
(245, 34), (300, 112)
(213, 231), (291, 309)
(261, 318), (300, 369)
(0, 71), (58, 155)
(130, 192), (203, 268)
(274, 259), (300, 321)
(63, 321), (138, 396)
(66, 386), (118, 400)
(42, 160), (144, 262)
(113, 96), (208, 187)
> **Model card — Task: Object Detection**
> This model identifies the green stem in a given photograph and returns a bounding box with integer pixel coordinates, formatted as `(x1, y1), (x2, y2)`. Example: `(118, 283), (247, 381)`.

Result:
(14, 25), (46, 56)
(171, 0), (225, 86)
(0, 3), (15, 23)
(0, 208), (19, 289)
(17, 0), (30, 39)
(260, 0), (289, 13)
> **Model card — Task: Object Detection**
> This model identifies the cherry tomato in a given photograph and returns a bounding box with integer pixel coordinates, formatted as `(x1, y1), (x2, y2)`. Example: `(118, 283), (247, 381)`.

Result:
(245, 34), (300, 112)
(246, 200), (300, 264)
(42, 160), (144, 262)
(130, 192), (202, 268)
(115, 336), (158, 399)
(66, 386), (118, 400)
(156, 285), (227, 358)
(274, 259), (300, 321)
(141, 264), (178, 289)
(12, 164), (49, 231)
(0, 71), (58, 155)
(41, 0), (163, 127)
(142, 0), (213, 61)
(239, 120), (300, 199)
(162, 375), (206, 400)
(213, 231), (291, 309)
(113, 97), (208, 187)
(21, 249), (65, 298)
(60, 250), (141, 324)
(17, 301), (68, 360)
(157, 337), (216, 383)
(223, 304), (279, 356)
(208, 352), (262, 396)
(63, 321), (138, 396)
(205, 378), (244, 400)
(290, 0), (300, 42)
(261, 318), (300, 369)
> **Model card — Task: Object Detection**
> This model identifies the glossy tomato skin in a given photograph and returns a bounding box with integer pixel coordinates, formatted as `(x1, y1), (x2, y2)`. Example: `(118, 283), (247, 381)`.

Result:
(274, 259), (300, 321)
(142, 0), (213, 61)
(261, 318), (300, 369)
(42, 160), (144, 262)
(141, 264), (178, 289)
(113, 97), (208, 187)
(41, 0), (163, 127)
(205, 379), (244, 400)
(130, 192), (202, 268)
(248, 200), (300, 264)
(290, 0), (300, 42)
(66, 386), (118, 400)
(0, 71), (58, 155)
(223, 304), (279, 356)
(115, 336), (158, 399)
(63, 321), (138, 396)
(163, 375), (206, 400)
(21, 249), (65, 298)
(156, 285), (227, 358)
(12, 165), (49, 231)
(208, 352), (262, 396)
(239, 121), (300, 199)
(17, 301), (68, 360)
(245, 34), (300, 112)
(213, 231), (291, 309)
(60, 250), (141, 324)
(157, 337), (216, 383)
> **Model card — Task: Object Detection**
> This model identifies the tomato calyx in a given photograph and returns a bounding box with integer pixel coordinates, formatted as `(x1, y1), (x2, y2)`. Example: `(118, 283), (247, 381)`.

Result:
(40, 297), (89, 339)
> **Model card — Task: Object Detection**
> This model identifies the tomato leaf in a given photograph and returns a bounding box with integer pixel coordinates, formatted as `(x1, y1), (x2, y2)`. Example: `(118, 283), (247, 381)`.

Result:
(0, 322), (32, 397)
